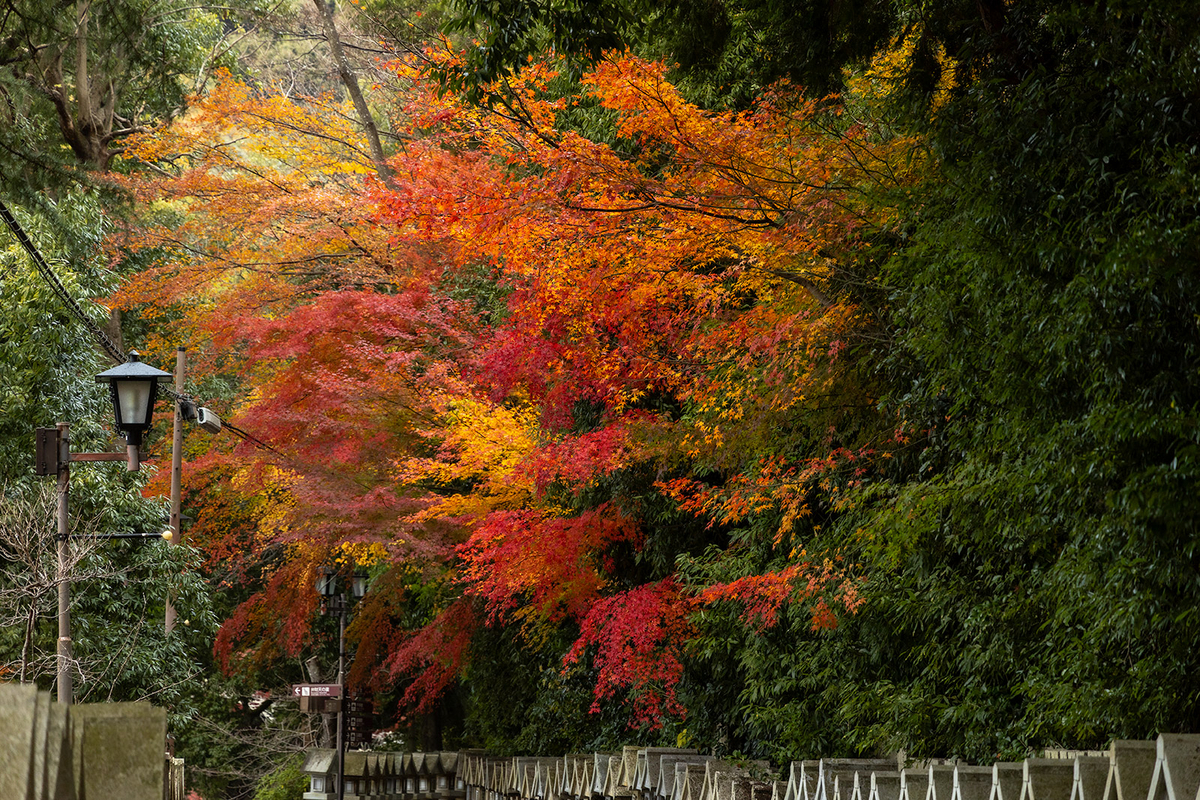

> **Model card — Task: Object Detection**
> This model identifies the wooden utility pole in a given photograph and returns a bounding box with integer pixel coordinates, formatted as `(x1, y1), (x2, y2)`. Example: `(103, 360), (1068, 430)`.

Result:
(165, 346), (185, 634)
(50, 422), (134, 704)
(56, 423), (71, 705)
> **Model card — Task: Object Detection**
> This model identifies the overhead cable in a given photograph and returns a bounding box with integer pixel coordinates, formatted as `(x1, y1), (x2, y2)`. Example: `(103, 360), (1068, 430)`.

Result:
(1, 198), (282, 457)
(0, 199), (124, 365)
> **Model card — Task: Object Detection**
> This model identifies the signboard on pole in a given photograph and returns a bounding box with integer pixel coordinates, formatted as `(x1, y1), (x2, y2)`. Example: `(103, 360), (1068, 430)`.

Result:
(293, 684), (342, 713)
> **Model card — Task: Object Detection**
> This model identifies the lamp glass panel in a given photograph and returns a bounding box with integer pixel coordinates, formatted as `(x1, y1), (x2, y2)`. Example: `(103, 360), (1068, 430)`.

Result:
(116, 380), (153, 426)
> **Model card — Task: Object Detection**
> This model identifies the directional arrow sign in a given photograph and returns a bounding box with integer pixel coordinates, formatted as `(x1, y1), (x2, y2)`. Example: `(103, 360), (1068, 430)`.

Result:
(291, 683), (341, 698)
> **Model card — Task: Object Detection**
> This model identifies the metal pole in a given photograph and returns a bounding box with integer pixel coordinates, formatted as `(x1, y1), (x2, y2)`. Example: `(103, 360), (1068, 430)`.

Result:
(337, 598), (346, 800)
(165, 346), (185, 634)
(55, 422), (72, 705)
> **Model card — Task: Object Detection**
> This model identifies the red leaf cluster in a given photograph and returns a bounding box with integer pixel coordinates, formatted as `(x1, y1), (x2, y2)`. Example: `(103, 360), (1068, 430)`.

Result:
(458, 505), (642, 625)
(562, 578), (694, 729)
(380, 598), (478, 713)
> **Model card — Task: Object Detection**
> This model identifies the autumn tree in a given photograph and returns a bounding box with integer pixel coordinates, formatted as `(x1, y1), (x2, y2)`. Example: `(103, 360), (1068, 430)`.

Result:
(354, 50), (913, 744)
(110, 43), (914, 756)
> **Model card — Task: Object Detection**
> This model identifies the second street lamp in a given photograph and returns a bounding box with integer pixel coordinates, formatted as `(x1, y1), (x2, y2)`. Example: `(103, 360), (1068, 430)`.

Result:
(317, 565), (369, 800)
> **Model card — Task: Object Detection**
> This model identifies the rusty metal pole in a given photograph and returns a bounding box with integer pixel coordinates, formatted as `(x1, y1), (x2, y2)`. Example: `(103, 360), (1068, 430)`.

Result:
(165, 346), (185, 634)
(55, 422), (72, 705)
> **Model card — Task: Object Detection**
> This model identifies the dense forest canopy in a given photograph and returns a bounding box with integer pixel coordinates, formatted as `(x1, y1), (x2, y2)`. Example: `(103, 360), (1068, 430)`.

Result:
(2, 0), (1199, 797)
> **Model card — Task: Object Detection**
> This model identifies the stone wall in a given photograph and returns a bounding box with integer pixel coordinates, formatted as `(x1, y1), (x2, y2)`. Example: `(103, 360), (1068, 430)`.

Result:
(0, 683), (170, 800)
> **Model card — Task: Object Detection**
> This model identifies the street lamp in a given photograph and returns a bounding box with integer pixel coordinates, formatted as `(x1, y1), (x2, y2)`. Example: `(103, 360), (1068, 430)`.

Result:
(34, 351), (174, 705)
(94, 351), (172, 470)
(316, 565), (369, 800)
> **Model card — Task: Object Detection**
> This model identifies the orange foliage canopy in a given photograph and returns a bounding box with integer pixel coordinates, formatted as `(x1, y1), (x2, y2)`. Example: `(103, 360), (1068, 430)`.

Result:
(112, 49), (920, 725)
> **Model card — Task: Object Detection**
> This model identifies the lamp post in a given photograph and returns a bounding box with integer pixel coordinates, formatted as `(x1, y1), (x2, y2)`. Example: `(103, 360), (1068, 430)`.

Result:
(317, 566), (367, 800)
(36, 351), (171, 704)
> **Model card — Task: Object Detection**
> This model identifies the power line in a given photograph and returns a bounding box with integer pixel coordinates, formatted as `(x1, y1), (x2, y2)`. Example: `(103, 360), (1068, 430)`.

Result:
(223, 419), (285, 456)
(1, 198), (281, 458)
(0, 199), (124, 365)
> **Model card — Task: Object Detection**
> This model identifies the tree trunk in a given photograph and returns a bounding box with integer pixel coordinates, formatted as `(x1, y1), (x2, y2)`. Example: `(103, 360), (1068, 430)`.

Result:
(312, 0), (397, 190)
(19, 598), (38, 683)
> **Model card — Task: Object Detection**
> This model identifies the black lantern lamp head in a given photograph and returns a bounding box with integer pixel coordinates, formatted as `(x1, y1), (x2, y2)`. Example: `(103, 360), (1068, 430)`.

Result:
(316, 566), (339, 598)
(95, 352), (171, 468)
(316, 566), (368, 615)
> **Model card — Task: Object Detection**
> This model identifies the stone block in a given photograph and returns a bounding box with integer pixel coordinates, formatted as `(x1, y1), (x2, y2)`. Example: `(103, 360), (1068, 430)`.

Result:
(574, 755), (595, 798)
(700, 760), (735, 800)
(1070, 756), (1111, 800)
(1103, 741), (1157, 800)
(785, 761), (821, 800)
(824, 760), (897, 800)
(702, 763), (737, 800)
(539, 757), (561, 798)
(518, 758), (538, 798)
(845, 771), (868, 800)
(928, 766), (957, 800)
(1021, 758), (1075, 800)
(642, 749), (698, 793)
(71, 702), (166, 800)
(952, 766), (994, 800)
(594, 754), (617, 796)
(0, 683), (38, 800)
(622, 747), (640, 791)
(558, 755), (580, 797)
(870, 772), (901, 800)
(1149, 734), (1200, 800)
(991, 764), (1024, 800)
(674, 763), (708, 800)
(604, 755), (630, 798)
(659, 756), (711, 799)
(901, 769), (930, 800)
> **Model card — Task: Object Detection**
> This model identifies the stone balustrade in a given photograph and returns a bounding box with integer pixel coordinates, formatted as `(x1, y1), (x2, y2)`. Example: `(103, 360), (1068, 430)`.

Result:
(303, 735), (1200, 800)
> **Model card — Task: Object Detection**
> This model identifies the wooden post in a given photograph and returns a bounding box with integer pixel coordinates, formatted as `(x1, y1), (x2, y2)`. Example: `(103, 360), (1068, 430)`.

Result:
(165, 347), (186, 634)
(56, 422), (72, 705)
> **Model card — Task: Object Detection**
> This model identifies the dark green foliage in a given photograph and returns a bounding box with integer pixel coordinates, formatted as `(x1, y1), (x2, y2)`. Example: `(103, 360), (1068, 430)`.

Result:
(438, 0), (629, 103)
(461, 621), (622, 754)
(634, 0), (896, 107)
(438, 0), (899, 108)
(252, 753), (311, 800)
(808, 0), (1200, 759)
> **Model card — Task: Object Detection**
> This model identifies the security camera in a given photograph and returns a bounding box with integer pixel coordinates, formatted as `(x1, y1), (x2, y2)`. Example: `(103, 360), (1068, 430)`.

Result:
(196, 407), (222, 434)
